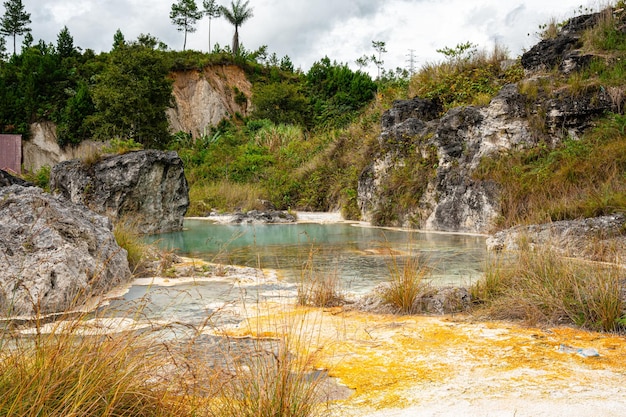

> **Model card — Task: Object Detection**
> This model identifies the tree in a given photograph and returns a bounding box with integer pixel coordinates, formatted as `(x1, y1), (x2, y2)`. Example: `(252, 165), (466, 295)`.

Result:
(371, 40), (386, 79)
(0, 0), (31, 56)
(89, 44), (173, 148)
(170, 0), (203, 51)
(436, 41), (477, 63)
(57, 26), (75, 58)
(112, 29), (125, 50)
(203, 0), (221, 52)
(220, 0), (254, 56)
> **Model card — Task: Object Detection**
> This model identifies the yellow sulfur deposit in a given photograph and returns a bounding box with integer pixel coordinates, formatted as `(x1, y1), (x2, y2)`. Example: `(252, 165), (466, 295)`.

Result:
(224, 302), (626, 416)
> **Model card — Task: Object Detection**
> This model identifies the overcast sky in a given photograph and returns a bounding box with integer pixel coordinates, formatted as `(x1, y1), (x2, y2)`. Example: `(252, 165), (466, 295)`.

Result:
(24, 0), (598, 75)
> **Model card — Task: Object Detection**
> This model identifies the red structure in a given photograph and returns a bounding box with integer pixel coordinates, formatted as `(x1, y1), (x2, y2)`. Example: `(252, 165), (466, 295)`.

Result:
(0, 134), (22, 175)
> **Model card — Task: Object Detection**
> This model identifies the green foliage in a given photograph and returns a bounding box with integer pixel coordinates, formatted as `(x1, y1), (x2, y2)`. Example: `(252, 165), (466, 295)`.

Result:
(56, 25), (75, 58)
(170, 0), (203, 51)
(436, 41), (477, 62)
(251, 82), (310, 125)
(103, 137), (144, 154)
(56, 82), (95, 147)
(306, 56), (377, 128)
(89, 43), (173, 148)
(409, 45), (523, 111)
(112, 28), (126, 50)
(21, 164), (50, 191)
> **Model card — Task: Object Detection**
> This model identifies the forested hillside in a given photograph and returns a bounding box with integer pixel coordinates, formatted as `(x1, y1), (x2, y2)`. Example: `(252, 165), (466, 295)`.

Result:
(3, 0), (626, 229)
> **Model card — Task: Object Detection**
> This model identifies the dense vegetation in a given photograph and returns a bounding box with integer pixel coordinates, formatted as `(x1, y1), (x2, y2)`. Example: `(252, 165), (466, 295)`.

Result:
(2, 1), (626, 225)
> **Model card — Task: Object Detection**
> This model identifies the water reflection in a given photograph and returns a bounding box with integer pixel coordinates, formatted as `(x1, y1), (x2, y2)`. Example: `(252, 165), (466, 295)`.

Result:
(149, 220), (487, 293)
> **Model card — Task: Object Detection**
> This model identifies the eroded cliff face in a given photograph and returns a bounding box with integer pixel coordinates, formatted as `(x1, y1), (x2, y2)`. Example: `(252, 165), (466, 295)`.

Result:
(167, 65), (252, 137)
(23, 65), (252, 170)
(23, 122), (103, 173)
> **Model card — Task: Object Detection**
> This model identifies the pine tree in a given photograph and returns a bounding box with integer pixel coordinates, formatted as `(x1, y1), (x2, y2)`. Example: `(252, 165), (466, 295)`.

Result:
(170, 0), (203, 51)
(57, 26), (75, 58)
(0, 0), (31, 56)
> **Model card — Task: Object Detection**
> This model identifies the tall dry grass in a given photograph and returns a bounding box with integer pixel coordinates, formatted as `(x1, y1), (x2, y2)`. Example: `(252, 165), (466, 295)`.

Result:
(0, 317), (193, 416)
(471, 242), (625, 332)
(382, 250), (432, 314)
(187, 180), (266, 216)
(297, 246), (344, 308)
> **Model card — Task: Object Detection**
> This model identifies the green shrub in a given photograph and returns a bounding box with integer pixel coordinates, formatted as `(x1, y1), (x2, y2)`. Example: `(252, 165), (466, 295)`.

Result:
(22, 165), (51, 191)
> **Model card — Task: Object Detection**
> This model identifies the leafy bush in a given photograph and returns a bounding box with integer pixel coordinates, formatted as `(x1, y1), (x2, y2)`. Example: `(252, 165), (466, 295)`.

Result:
(22, 165), (50, 191)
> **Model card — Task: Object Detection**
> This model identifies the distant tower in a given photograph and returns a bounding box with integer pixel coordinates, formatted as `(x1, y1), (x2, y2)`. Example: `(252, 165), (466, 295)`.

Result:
(406, 49), (417, 75)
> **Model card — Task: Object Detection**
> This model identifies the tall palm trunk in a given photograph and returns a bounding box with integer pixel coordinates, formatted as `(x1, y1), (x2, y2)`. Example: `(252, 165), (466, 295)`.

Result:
(233, 26), (239, 55)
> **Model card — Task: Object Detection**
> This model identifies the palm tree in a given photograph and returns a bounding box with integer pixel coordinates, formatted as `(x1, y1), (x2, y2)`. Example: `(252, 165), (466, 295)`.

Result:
(220, 0), (253, 56)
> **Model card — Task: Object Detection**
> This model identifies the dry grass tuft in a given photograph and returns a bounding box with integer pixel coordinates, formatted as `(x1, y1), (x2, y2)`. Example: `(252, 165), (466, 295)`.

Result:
(0, 317), (192, 416)
(382, 251), (432, 314)
(297, 247), (344, 308)
(471, 241), (625, 332)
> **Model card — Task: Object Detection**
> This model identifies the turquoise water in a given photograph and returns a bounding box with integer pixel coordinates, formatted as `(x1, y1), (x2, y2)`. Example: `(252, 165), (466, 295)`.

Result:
(104, 219), (487, 327)
(150, 219), (487, 293)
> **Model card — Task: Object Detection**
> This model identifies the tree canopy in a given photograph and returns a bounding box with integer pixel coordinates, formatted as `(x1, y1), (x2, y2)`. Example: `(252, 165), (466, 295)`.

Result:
(0, 0), (31, 55)
(170, 0), (203, 51)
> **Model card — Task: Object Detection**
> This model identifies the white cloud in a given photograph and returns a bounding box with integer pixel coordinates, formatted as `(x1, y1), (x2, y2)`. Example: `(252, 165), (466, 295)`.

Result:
(20, 0), (599, 75)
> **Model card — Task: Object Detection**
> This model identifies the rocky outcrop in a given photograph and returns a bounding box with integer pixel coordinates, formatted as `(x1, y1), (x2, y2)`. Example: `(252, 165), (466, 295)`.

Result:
(486, 214), (626, 263)
(23, 122), (104, 173)
(359, 84), (534, 233)
(0, 185), (131, 316)
(50, 150), (189, 234)
(167, 65), (252, 138)
(0, 169), (32, 187)
(359, 9), (622, 234)
(521, 12), (600, 73)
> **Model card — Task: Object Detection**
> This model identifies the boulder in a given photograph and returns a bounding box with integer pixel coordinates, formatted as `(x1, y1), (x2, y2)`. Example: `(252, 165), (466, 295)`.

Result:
(486, 214), (626, 263)
(50, 150), (189, 235)
(0, 185), (131, 316)
(0, 169), (32, 188)
(521, 12), (600, 72)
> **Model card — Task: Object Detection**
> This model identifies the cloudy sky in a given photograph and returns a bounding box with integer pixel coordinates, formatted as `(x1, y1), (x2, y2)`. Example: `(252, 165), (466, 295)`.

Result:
(25, 0), (597, 75)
